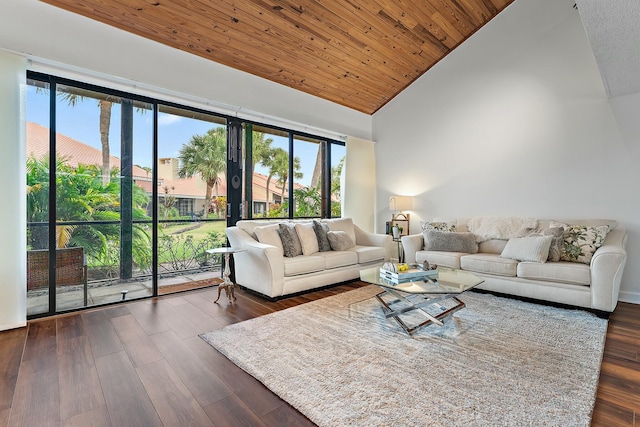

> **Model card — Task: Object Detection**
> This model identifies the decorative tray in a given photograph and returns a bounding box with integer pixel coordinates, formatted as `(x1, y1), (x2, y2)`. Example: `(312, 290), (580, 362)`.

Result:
(379, 263), (438, 283)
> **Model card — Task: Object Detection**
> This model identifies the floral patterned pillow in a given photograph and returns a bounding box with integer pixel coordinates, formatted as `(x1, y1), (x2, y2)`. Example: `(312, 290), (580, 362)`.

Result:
(550, 221), (609, 264)
(420, 221), (456, 233)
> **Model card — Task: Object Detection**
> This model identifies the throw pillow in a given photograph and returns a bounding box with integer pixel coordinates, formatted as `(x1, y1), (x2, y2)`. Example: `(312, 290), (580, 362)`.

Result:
(500, 235), (553, 263)
(550, 221), (610, 264)
(322, 218), (356, 246)
(278, 223), (303, 257)
(422, 230), (478, 254)
(522, 227), (564, 262)
(313, 220), (332, 252)
(253, 224), (284, 255)
(327, 230), (355, 251)
(420, 221), (456, 232)
(294, 222), (320, 255)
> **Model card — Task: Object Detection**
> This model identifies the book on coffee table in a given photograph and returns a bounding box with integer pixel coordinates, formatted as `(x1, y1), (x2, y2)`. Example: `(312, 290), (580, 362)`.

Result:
(379, 266), (438, 283)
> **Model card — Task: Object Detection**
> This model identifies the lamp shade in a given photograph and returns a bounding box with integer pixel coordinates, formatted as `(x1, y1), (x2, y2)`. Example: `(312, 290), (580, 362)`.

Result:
(389, 196), (413, 212)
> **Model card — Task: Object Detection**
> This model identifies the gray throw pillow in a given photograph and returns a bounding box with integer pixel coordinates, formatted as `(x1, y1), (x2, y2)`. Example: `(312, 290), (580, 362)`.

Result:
(423, 230), (478, 254)
(523, 227), (564, 262)
(313, 220), (332, 252)
(278, 223), (303, 257)
(327, 230), (355, 251)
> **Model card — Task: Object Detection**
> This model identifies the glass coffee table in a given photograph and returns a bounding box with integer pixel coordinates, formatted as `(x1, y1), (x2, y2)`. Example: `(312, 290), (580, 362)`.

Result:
(359, 266), (484, 335)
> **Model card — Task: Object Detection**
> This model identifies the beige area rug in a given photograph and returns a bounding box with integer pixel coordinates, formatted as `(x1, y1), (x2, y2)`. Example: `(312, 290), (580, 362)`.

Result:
(200, 286), (607, 427)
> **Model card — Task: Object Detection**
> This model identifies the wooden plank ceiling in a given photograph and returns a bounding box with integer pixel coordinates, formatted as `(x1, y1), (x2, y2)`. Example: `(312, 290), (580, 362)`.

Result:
(41, 0), (514, 114)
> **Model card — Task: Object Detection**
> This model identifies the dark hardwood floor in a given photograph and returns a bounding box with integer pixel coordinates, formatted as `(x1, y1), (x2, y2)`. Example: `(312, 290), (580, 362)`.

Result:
(0, 282), (638, 426)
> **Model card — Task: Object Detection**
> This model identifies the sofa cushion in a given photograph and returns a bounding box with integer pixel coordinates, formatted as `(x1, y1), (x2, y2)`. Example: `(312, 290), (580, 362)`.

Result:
(318, 250), (358, 269)
(327, 230), (355, 251)
(423, 230), (478, 254)
(550, 221), (610, 264)
(283, 255), (325, 276)
(313, 220), (332, 252)
(468, 217), (538, 242)
(522, 227), (564, 262)
(323, 218), (356, 245)
(349, 245), (386, 264)
(416, 250), (463, 269)
(478, 239), (508, 254)
(500, 236), (553, 263)
(295, 223), (320, 255)
(278, 223), (303, 257)
(254, 224), (284, 255)
(460, 254), (518, 277)
(517, 261), (591, 286)
(420, 221), (456, 232)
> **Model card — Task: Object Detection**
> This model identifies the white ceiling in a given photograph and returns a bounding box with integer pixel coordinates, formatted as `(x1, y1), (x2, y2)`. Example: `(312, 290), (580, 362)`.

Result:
(577, 0), (640, 98)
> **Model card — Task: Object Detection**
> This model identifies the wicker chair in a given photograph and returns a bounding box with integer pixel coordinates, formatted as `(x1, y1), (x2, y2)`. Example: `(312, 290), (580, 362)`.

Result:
(27, 247), (88, 305)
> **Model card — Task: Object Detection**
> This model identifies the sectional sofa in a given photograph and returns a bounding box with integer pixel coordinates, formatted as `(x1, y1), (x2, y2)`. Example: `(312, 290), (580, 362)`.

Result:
(401, 217), (627, 312)
(226, 218), (393, 299)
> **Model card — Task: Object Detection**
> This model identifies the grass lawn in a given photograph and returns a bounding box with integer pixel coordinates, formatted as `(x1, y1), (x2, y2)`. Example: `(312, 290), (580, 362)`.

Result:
(159, 220), (226, 239)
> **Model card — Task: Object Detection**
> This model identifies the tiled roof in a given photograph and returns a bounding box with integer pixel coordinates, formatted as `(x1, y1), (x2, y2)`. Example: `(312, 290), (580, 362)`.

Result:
(27, 122), (150, 179)
(26, 121), (304, 201)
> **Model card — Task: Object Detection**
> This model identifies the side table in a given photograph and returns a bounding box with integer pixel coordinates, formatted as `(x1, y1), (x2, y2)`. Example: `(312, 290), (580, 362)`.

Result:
(393, 238), (404, 263)
(206, 247), (246, 304)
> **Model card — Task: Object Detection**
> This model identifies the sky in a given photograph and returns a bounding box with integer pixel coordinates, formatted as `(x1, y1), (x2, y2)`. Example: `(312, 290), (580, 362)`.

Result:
(25, 84), (335, 187)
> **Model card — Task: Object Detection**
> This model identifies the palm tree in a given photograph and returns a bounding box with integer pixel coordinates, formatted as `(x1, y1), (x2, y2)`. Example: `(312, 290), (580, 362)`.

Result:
(273, 150), (303, 204)
(178, 127), (227, 219)
(252, 131), (274, 172)
(58, 91), (115, 186)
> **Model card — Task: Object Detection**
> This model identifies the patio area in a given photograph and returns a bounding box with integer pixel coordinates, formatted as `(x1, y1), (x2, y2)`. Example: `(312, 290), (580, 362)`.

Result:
(27, 268), (222, 315)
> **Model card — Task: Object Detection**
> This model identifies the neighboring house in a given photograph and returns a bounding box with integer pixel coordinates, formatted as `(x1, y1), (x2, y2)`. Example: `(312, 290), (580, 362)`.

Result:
(26, 121), (300, 217)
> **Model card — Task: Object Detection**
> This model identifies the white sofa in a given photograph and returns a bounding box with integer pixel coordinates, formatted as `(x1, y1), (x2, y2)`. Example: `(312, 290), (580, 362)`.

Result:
(226, 218), (394, 299)
(401, 218), (627, 313)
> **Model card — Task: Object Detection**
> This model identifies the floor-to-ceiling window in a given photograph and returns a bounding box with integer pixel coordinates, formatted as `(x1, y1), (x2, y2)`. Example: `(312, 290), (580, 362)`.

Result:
(26, 72), (344, 318)
(155, 105), (227, 294)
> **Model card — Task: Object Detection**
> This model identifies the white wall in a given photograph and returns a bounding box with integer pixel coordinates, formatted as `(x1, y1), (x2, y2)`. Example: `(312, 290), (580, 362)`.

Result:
(343, 137), (376, 232)
(373, 0), (640, 303)
(0, 51), (27, 330)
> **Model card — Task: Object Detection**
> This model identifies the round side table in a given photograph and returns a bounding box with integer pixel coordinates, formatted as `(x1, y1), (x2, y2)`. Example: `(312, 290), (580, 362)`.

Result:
(206, 247), (246, 304)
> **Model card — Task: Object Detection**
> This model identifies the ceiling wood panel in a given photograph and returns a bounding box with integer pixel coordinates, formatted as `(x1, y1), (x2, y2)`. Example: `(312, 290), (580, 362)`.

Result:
(41, 0), (515, 114)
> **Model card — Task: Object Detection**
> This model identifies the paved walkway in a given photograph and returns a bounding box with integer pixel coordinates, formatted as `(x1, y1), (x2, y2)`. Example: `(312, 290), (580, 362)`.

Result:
(27, 270), (221, 316)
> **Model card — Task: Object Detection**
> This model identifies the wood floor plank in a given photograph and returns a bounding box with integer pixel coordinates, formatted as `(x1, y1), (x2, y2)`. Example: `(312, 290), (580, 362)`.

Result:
(22, 319), (56, 362)
(203, 394), (267, 427)
(8, 355), (60, 427)
(150, 330), (232, 407)
(0, 332), (26, 411)
(261, 403), (316, 427)
(171, 300), (229, 331)
(0, 408), (10, 427)
(61, 405), (111, 427)
(81, 311), (123, 358)
(125, 301), (172, 336)
(136, 359), (215, 426)
(591, 398), (635, 426)
(145, 299), (201, 339)
(57, 336), (105, 420)
(109, 315), (164, 367)
(56, 315), (85, 341)
(94, 351), (162, 427)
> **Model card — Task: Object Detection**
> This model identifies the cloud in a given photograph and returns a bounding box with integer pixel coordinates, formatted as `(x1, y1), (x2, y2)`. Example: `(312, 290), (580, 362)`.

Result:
(158, 114), (182, 126)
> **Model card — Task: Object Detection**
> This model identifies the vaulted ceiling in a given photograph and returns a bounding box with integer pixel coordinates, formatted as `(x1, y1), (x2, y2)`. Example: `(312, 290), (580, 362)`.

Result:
(41, 0), (514, 114)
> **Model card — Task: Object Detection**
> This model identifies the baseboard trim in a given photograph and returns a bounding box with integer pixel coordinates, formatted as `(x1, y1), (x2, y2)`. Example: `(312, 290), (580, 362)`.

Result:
(618, 291), (640, 305)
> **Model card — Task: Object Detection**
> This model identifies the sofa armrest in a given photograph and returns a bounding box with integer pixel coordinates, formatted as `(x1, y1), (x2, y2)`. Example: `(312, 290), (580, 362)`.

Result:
(226, 226), (285, 298)
(400, 234), (424, 264)
(590, 227), (628, 312)
(354, 224), (394, 260)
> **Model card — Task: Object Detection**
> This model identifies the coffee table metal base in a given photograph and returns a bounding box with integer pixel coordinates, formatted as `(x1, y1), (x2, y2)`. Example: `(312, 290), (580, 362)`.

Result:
(375, 289), (466, 336)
